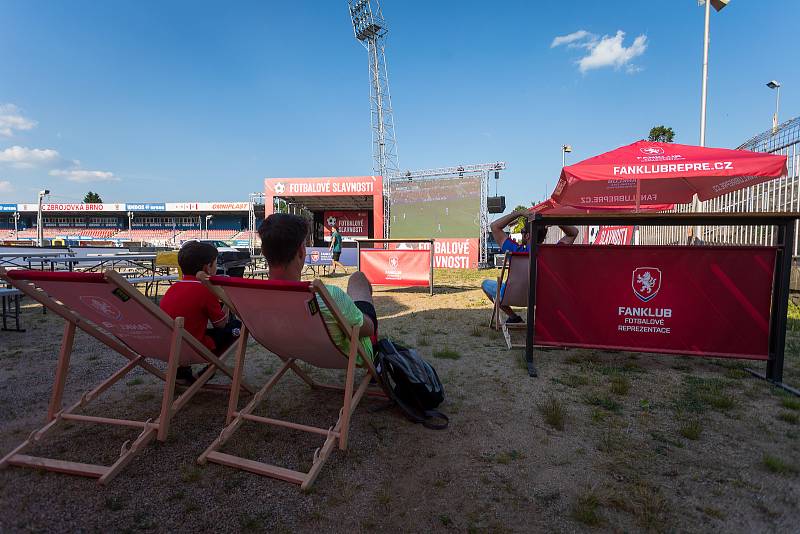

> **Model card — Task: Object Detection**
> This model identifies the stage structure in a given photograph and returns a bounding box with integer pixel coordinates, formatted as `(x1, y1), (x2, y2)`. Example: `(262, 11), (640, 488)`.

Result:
(388, 162), (505, 268)
(348, 0), (399, 239)
(264, 176), (384, 256)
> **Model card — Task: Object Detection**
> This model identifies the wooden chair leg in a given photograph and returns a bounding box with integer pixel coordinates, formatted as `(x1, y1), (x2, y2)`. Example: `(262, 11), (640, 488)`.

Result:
(157, 317), (183, 441)
(339, 326), (359, 451)
(226, 326), (249, 426)
(47, 321), (77, 421)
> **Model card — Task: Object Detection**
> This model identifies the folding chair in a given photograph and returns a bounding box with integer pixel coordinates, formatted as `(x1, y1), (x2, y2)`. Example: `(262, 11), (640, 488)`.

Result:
(0, 267), (254, 484)
(488, 252), (530, 349)
(197, 275), (386, 490)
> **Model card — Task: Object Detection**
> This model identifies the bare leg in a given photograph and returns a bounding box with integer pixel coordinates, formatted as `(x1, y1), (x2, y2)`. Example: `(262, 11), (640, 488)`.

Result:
(347, 271), (375, 337)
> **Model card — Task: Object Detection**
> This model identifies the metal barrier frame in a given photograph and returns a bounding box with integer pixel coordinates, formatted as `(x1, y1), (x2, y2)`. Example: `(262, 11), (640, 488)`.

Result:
(356, 238), (435, 296)
(525, 212), (799, 397)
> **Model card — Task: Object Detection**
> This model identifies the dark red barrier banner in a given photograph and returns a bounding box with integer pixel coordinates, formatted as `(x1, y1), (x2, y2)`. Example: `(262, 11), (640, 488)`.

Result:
(534, 245), (776, 359)
(360, 249), (431, 286)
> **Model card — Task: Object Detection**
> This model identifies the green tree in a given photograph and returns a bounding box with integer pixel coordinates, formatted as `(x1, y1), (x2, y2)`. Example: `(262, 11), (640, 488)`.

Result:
(648, 125), (675, 143)
(83, 191), (103, 203)
(511, 204), (528, 233)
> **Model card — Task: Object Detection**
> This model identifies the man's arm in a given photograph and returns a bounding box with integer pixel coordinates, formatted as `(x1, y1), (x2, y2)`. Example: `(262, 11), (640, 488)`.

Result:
(490, 209), (530, 249)
(557, 225), (579, 245)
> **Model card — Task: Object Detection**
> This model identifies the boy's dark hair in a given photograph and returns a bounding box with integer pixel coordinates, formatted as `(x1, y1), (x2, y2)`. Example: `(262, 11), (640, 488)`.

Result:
(178, 241), (218, 276)
(258, 213), (309, 266)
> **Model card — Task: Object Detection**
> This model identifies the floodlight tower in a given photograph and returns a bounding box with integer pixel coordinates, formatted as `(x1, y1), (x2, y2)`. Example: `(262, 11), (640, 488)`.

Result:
(348, 0), (399, 238)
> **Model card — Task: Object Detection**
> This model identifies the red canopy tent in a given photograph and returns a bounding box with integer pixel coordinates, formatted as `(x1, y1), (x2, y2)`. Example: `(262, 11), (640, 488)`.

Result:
(551, 140), (788, 210)
(530, 198), (673, 215)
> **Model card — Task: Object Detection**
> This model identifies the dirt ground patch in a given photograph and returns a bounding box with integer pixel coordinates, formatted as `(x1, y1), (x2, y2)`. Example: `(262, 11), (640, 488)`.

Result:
(1, 268), (799, 533)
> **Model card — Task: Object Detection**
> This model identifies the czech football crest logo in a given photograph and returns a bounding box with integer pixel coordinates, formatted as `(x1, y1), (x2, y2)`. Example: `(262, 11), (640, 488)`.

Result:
(274, 182), (285, 195)
(632, 267), (661, 302)
(389, 256), (399, 269)
(310, 250), (320, 262)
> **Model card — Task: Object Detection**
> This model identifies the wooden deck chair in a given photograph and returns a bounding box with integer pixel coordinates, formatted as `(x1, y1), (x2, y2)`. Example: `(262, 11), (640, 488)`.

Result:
(488, 252), (530, 349)
(0, 267), (254, 485)
(197, 275), (386, 490)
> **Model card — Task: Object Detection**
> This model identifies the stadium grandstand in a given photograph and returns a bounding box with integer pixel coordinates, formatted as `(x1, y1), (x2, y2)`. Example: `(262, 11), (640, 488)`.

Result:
(0, 201), (265, 248)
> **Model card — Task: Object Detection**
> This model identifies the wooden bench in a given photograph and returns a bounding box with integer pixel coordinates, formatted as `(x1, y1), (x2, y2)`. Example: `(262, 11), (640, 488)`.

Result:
(0, 287), (24, 332)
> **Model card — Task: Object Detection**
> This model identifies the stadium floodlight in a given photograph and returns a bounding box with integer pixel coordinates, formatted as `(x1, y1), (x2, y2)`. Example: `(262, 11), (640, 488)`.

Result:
(12, 211), (19, 239)
(561, 144), (572, 168)
(767, 80), (781, 133)
(36, 189), (50, 247)
(127, 211), (134, 233)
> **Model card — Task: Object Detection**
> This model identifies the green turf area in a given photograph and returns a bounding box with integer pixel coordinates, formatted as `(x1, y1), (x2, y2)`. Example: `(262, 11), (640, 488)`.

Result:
(390, 197), (480, 238)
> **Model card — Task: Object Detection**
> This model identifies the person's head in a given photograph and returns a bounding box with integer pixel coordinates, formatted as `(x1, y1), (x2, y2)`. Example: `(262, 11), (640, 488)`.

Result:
(331, 225), (338, 234)
(520, 225), (548, 246)
(178, 241), (218, 277)
(258, 213), (309, 279)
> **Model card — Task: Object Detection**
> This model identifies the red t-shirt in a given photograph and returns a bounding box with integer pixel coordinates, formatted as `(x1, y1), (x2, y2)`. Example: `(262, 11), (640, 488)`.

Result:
(159, 275), (225, 351)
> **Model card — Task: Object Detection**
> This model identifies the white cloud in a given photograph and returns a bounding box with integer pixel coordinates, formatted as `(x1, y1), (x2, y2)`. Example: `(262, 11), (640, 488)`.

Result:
(0, 104), (37, 137)
(0, 180), (13, 193)
(0, 145), (61, 169)
(551, 30), (593, 48)
(577, 31), (647, 73)
(49, 168), (118, 183)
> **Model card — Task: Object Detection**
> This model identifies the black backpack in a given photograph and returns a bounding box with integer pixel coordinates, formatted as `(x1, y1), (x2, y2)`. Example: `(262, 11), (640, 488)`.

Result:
(373, 339), (449, 430)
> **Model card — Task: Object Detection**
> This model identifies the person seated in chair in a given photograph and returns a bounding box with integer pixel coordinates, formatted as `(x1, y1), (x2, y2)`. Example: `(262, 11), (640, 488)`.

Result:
(481, 208), (578, 324)
(259, 213), (377, 361)
(160, 241), (241, 385)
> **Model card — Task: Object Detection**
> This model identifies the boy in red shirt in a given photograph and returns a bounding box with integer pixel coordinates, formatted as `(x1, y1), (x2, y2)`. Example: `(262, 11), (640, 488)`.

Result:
(160, 241), (235, 385)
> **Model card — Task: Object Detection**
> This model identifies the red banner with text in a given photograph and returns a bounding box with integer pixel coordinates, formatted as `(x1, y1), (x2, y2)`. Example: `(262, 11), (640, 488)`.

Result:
(534, 245), (776, 359)
(389, 238), (478, 269)
(359, 249), (431, 286)
(591, 226), (634, 245)
(323, 211), (369, 237)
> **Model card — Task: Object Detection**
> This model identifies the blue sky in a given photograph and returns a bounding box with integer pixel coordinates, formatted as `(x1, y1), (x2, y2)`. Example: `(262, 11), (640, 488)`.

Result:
(0, 0), (798, 210)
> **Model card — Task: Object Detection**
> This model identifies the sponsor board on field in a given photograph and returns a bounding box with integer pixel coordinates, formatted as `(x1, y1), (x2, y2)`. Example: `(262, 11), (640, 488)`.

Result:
(533, 245), (775, 359)
(17, 203), (126, 212)
(126, 203), (166, 211)
(164, 202), (250, 211)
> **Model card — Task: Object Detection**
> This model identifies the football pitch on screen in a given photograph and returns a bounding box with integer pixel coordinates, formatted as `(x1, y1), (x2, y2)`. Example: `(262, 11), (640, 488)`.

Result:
(390, 197), (481, 239)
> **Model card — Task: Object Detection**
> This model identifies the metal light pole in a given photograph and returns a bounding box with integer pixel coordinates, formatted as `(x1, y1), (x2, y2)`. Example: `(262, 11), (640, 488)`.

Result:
(205, 215), (213, 240)
(767, 80), (781, 133)
(13, 211), (19, 240)
(561, 144), (572, 168)
(127, 211), (134, 235)
(695, 0), (729, 242)
(699, 0), (711, 148)
(36, 189), (49, 247)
